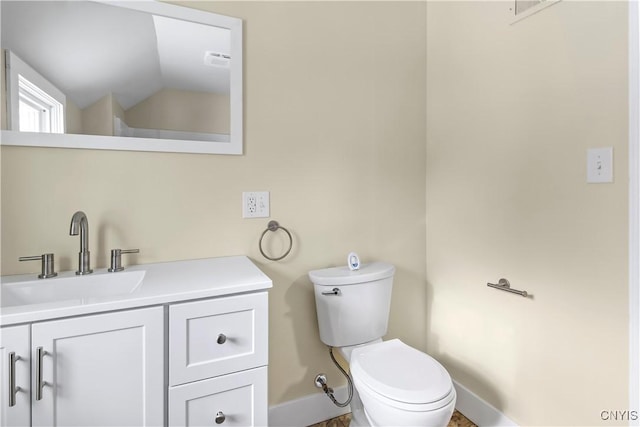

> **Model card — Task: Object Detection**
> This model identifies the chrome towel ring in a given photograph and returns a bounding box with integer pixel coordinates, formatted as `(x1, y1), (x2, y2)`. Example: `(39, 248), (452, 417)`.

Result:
(259, 220), (293, 261)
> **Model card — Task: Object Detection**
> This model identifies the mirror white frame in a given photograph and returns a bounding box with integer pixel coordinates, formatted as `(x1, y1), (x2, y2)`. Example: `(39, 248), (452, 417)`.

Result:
(1, 0), (243, 155)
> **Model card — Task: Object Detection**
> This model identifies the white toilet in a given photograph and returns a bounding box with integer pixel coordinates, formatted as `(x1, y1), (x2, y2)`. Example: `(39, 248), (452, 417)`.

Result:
(308, 262), (456, 427)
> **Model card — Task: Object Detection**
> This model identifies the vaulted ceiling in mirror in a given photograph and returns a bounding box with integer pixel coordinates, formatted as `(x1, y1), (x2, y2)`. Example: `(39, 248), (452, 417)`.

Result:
(1, 1), (231, 110)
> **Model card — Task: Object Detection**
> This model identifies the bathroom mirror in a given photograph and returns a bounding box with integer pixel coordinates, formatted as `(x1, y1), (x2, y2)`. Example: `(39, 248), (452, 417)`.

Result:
(0, 0), (243, 155)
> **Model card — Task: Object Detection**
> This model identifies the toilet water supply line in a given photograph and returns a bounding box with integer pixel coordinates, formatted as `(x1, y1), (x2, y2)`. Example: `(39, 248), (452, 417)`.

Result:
(314, 347), (353, 408)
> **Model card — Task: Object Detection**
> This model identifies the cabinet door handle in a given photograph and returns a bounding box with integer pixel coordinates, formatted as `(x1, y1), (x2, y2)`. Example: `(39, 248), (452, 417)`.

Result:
(217, 334), (227, 344)
(35, 347), (46, 401)
(8, 352), (20, 407)
(215, 411), (226, 424)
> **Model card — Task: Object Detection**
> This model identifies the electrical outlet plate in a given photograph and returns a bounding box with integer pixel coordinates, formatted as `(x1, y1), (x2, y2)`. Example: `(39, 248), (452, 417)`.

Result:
(242, 192), (270, 218)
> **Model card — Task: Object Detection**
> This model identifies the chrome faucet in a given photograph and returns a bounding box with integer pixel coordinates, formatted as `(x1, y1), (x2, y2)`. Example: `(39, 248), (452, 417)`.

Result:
(69, 211), (93, 275)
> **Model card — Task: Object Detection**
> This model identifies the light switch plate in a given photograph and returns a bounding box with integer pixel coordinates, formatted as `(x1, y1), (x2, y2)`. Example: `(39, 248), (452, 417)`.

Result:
(587, 147), (613, 183)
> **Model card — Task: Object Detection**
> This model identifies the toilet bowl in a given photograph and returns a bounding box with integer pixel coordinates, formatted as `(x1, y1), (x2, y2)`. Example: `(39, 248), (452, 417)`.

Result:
(349, 339), (456, 427)
(308, 262), (456, 427)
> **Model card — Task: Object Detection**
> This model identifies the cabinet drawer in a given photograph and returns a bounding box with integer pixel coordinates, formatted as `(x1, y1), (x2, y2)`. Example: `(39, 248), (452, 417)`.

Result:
(168, 366), (267, 427)
(169, 292), (268, 385)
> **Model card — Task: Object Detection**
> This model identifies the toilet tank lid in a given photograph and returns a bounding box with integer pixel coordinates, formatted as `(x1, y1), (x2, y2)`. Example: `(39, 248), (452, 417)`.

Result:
(308, 262), (395, 286)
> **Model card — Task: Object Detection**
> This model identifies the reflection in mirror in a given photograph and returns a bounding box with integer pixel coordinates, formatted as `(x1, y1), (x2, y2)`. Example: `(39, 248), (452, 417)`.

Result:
(1, 0), (243, 154)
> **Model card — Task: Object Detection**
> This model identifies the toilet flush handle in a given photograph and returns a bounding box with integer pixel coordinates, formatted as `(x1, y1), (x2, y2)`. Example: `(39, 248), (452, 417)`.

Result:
(321, 288), (341, 296)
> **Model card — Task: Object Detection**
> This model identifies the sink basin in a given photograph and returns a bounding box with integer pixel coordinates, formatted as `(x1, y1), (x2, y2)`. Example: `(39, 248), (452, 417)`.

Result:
(1, 270), (145, 308)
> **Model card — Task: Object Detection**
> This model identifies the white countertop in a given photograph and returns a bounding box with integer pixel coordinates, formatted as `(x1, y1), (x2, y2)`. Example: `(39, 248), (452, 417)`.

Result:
(0, 256), (272, 326)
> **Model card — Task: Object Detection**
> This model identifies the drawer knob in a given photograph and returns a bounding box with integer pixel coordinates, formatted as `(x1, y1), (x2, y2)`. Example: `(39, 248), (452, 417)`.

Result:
(215, 411), (226, 424)
(217, 334), (227, 344)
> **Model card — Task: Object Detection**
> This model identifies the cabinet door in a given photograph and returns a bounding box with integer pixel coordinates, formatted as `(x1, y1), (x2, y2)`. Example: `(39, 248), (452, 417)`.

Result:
(169, 292), (268, 386)
(168, 366), (267, 427)
(31, 307), (164, 427)
(0, 325), (30, 427)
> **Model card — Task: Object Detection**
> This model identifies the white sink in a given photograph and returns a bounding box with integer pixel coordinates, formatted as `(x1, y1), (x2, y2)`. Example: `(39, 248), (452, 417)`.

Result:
(1, 270), (145, 308)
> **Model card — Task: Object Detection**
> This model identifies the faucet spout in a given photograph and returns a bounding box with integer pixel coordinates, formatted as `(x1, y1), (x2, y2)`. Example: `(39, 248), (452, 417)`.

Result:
(70, 211), (92, 275)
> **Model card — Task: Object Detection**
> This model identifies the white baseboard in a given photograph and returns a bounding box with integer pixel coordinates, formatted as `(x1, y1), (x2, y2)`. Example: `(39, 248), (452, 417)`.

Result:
(269, 386), (351, 427)
(269, 381), (516, 427)
(453, 380), (518, 427)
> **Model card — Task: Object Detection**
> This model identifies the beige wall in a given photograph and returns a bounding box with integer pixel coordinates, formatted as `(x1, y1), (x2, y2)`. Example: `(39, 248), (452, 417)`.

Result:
(0, 1), (427, 407)
(81, 93), (116, 136)
(126, 88), (230, 134)
(66, 99), (83, 135)
(426, 1), (628, 425)
(0, 1), (631, 423)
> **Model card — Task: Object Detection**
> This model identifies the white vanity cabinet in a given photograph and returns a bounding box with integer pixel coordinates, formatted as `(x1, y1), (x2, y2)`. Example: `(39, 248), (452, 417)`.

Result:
(1, 256), (272, 427)
(31, 307), (164, 426)
(0, 326), (30, 427)
(168, 292), (269, 426)
(1, 307), (164, 427)
(168, 367), (267, 426)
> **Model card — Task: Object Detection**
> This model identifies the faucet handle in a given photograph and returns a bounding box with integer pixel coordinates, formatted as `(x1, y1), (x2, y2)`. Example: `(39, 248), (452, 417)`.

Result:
(108, 249), (139, 272)
(19, 253), (58, 279)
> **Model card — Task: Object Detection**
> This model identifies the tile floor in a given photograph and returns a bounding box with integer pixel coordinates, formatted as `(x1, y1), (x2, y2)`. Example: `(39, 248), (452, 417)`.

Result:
(308, 410), (476, 427)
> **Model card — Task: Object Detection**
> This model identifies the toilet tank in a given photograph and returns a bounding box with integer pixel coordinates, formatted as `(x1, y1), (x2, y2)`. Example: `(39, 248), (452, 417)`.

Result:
(308, 262), (395, 347)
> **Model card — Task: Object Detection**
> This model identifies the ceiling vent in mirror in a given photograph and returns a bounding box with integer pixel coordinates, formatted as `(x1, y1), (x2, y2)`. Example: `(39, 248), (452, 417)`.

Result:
(204, 51), (230, 68)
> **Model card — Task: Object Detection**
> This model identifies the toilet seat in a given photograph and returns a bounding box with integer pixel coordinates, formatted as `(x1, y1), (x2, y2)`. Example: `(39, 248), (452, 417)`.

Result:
(350, 339), (455, 411)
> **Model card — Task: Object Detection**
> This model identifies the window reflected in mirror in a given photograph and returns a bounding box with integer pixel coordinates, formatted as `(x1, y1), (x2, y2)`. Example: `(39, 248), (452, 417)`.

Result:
(2, 0), (234, 144)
